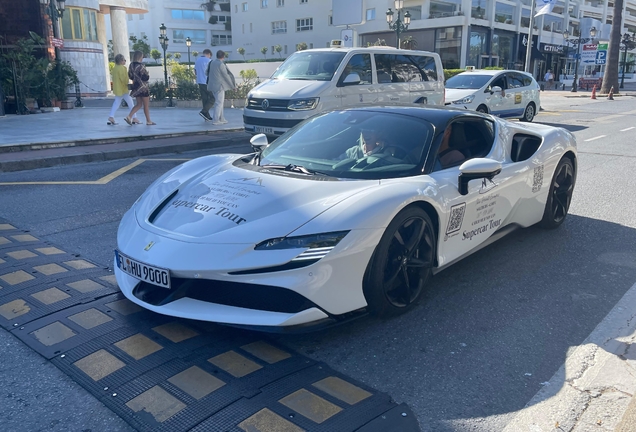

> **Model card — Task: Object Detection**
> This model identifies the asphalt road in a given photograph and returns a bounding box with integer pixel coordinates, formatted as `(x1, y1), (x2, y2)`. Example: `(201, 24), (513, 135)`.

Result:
(1, 96), (636, 431)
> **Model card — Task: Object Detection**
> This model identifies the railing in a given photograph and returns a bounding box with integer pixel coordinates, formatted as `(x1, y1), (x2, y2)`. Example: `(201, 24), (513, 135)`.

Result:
(429, 10), (464, 18)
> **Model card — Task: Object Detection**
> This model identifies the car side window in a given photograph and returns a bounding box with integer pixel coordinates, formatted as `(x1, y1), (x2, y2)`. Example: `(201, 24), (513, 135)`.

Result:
(521, 74), (533, 87)
(410, 55), (438, 81)
(507, 73), (525, 89)
(340, 54), (372, 85)
(487, 75), (506, 92)
(433, 119), (496, 171)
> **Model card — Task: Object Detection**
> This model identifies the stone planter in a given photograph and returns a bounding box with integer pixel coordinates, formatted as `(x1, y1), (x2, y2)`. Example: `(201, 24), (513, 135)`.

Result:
(60, 100), (74, 110)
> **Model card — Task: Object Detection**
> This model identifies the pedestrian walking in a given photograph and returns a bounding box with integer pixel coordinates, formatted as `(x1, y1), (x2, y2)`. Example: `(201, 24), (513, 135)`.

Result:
(124, 50), (155, 126)
(207, 50), (236, 125)
(108, 54), (139, 125)
(544, 69), (554, 90)
(195, 49), (214, 121)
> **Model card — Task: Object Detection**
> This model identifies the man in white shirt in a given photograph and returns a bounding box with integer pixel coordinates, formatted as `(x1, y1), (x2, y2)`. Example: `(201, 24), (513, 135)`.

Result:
(544, 69), (554, 90)
(194, 49), (214, 121)
(207, 50), (236, 125)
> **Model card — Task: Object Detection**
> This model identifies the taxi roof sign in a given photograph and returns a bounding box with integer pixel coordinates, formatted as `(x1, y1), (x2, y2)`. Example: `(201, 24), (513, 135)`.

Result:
(330, 40), (344, 48)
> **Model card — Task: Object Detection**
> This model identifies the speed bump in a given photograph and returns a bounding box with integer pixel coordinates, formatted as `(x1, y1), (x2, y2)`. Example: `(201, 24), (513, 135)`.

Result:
(1, 217), (421, 432)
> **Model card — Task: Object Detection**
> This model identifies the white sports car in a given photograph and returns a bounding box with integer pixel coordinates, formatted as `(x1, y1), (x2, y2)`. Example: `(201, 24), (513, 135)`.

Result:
(115, 107), (577, 331)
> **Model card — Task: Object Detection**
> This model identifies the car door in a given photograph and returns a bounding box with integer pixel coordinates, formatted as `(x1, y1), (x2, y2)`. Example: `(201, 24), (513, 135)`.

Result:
(502, 72), (527, 118)
(484, 73), (508, 115)
(427, 118), (517, 266)
(337, 53), (377, 107)
(409, 54), (444, 106)
(373, 53), (410, 104)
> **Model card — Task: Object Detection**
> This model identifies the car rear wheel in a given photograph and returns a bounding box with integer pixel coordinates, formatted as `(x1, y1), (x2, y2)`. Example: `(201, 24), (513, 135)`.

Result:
(520, 103), (536, 122)
(364, 207), (436, 317)
(476, 105), (488, 114)
(540, 157), (575, 229)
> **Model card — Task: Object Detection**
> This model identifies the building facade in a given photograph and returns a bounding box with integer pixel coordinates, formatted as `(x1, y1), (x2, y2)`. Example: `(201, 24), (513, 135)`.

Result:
(230, 0), (636, 81)
(107, 0), (233, 62)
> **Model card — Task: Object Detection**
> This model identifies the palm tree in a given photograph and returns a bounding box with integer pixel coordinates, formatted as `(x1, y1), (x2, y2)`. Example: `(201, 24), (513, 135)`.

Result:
(601, 0), (623, 93)
(401, 36), (417, 50)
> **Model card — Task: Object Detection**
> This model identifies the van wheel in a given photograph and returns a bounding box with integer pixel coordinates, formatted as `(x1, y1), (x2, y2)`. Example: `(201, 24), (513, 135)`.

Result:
(476, 105), (488, 114)
(520, 103), (536, 122)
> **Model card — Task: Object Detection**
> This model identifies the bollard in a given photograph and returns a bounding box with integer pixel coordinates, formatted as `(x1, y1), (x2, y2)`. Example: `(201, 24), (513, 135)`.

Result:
(540, 83), (545, 91)
(562, 83), (565, 90)
(591, 85), (597, 99)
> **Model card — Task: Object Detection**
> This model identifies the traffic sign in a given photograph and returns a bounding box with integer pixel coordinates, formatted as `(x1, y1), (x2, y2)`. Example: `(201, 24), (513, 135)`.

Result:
(596, 50), (607, 65)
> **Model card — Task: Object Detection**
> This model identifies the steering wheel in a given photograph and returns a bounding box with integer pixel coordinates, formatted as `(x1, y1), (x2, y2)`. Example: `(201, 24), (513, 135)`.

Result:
(383, 146), (408, 159)
(351, 153), (402, 170)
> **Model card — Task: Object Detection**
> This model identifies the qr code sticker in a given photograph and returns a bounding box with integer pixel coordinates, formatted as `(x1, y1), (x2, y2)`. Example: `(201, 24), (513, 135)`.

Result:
(532, 165), (544, 193)
(446, 203), (466, 235)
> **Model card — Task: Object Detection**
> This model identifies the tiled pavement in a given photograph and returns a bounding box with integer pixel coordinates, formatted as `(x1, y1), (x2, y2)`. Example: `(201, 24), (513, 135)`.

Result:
(0, 220), (419, 432)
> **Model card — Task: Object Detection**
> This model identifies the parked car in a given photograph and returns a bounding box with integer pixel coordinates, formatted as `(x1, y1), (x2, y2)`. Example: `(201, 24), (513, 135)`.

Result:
(445, 69), (540, 122)
(243, 47), (445, 137)
(115, 106), (576, 331)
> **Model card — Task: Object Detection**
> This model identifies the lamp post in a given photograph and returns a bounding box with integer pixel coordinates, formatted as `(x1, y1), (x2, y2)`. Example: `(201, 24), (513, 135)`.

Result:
(386, 0), (411, 49)
(159, 23), (174, 107)
(185, 37), (192, 70)
(564, 26), (597, 92)
(39, 0), (66, 57)
(620, 33), (633, 89)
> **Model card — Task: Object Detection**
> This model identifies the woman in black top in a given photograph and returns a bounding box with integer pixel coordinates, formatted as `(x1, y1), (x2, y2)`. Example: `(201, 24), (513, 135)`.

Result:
(125, 50), (155, 125)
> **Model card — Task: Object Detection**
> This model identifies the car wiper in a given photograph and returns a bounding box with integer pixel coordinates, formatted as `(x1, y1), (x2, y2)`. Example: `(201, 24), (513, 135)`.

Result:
(260, 163), (327, 176)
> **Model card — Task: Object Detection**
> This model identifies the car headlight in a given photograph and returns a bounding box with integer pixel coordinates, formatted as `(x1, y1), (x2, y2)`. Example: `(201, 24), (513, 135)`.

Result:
(452, 95), (475, 104)
(255, 231), (349, 260)
(287, 98), (319, 111)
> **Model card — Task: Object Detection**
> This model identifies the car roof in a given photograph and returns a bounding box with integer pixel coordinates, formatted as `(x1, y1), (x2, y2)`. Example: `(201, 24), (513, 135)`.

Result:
(335, 106), (492, 130)
(293, 47), (438, 56)
(456, 69), (534, 78)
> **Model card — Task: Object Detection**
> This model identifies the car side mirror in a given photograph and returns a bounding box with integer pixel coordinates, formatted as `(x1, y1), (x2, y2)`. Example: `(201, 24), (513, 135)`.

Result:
(342, 73), (361, 86)
(490, 85), (503, 94)
(250, 133), (269, 152)
(457, 158), (502, 195)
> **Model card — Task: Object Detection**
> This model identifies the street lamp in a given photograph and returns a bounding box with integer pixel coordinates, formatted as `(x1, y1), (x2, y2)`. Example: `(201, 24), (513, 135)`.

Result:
(564, 26), (597, 92)
(158, 23), (174, 107)
(620, 33), (634, 89)
(185, 37), (192, 70)
(386, 0), (411, 49)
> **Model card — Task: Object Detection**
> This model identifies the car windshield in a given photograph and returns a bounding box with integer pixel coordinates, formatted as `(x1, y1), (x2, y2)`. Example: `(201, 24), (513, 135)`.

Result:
(271, 51), (346, 81)
(259, 110), (434, 180)
(446, 74), (493, 89)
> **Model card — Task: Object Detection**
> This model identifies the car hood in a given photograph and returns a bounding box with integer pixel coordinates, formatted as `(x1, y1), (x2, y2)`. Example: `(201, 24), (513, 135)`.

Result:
(444, 88), (479, 102)
(137, 161), (377, 244)
(250, 78), (332, 99)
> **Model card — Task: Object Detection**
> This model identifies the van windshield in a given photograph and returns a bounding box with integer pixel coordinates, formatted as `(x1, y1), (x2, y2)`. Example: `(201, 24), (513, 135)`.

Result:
(445, 74), (492, 89)
(271, 52), (346, 81)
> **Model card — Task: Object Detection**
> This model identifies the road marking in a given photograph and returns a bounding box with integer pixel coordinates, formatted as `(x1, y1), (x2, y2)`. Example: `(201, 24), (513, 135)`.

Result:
(0, 158), (190, 186)
(584, 135), (607, 142)
(621, 127), (635, 132)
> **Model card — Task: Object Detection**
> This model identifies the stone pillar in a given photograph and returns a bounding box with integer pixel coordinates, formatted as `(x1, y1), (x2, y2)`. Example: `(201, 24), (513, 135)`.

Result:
(110, 6), (130, 64)
(97, 12), (111, 94)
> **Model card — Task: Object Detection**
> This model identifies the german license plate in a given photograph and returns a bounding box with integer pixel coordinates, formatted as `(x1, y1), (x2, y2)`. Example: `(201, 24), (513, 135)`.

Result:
(115, 250), (171, 289)
(254, 126), (273, 134)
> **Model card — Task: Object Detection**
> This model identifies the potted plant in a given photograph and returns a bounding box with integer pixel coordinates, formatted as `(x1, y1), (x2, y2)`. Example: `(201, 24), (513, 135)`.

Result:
(47, 60), (79, 108)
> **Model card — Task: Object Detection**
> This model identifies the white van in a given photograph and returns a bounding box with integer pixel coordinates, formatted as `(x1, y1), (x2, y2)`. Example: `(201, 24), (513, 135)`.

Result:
(243, 47), (445, 136)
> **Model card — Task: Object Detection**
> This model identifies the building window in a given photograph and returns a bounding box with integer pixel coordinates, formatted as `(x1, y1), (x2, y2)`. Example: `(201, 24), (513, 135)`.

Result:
(429, 0), (460, 18)
(296, 18), (313, 31)
(235, 5), (238, 13)
(300, 0), (308, 3)
(328, 15), (333, 25)
(494, 2), (515, 24)
(127, 14), (132, 21)
(284, 44), (288, 54)
(309, 43), (313, 48)
(261, 0), (268, 7)
(61, 7), (98, 41)
(242, 23), (245, 33)
(171, 9), (205, 20)
(366, 8), (375, 20)
(471, 0), (487, 19)
(272, 20), (287, 34)
(277, 0), (285, 7)
(250, 23), (253, 32)
(139, 14), (144, 20)
(172, 29), (206, 44)
(520, 8), (530, 28)
(242, 2), (248, 11)
(436, 27), (462, 69)
(212, 34), (232, 46)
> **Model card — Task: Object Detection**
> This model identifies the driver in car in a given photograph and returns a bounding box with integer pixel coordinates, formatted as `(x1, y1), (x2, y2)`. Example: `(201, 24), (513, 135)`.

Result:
(343, 129), (386, 160)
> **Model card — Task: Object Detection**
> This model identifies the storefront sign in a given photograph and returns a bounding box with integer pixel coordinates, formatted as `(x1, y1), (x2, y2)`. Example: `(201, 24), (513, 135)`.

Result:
(540, 43), (563, 53)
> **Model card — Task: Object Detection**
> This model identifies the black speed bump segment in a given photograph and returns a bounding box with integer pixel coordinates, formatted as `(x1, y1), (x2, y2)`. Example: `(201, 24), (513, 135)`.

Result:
(0, 218), (421, 431)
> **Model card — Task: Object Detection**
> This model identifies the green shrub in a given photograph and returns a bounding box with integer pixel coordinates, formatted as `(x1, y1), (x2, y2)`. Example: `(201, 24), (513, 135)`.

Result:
(225, 68), (260, 99)
(170, 61), (194, 82)
(175, 80), (199, 100)
(444, 69), (465, 80)
(483, 66), (504, 70)
(149, 81), (167, 101)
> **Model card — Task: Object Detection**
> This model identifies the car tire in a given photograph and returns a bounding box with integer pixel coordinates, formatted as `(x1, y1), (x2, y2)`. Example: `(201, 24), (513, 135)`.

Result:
(363, 206), (436, 317)
(539, 157), (576, 229)
(476, 105), (488, 114)
(520, 103), (536, 122)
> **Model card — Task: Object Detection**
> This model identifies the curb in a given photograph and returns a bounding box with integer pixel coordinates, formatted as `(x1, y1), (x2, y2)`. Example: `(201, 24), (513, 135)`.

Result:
(0, 131), (251, 173)
(0, 128), (244, 154)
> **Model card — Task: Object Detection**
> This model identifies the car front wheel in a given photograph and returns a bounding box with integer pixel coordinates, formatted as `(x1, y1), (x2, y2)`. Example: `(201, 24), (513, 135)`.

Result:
(540, 157), (576, 229)
(364, 207), (436, 317)
(520, 103), (536, 122)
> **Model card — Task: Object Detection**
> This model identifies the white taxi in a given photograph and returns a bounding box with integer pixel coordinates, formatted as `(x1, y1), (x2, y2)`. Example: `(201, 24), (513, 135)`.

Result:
(445, 69), (540, 122)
